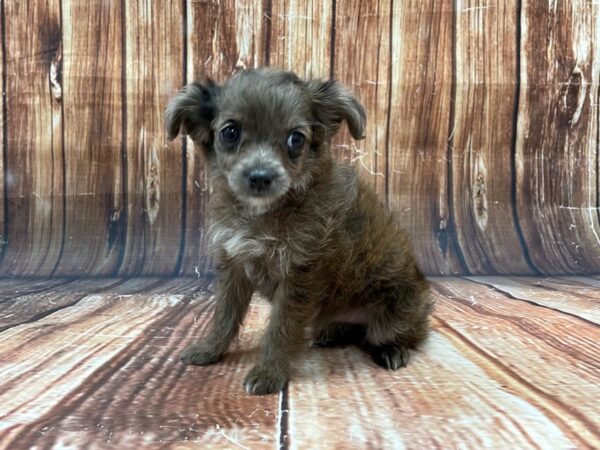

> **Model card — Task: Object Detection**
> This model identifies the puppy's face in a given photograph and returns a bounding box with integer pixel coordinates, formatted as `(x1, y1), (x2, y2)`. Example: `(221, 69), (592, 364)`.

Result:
(213, 71), (315, 212)
(165, 68), (366, 214)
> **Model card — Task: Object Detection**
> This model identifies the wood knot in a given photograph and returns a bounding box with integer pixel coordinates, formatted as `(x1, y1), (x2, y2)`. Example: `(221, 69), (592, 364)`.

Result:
(46, 32), (62, 103)
(146, 162), (160, 225)
(473, 173), (488, 229)
(107, 206), (123, 249)
(50, 54), (62, 102)
(560, 67), (586, 126)
(437, 217), (449, 254)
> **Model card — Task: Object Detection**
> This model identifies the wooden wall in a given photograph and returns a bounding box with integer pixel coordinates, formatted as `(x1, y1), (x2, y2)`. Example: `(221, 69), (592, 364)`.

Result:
(0, 0), (598, 277)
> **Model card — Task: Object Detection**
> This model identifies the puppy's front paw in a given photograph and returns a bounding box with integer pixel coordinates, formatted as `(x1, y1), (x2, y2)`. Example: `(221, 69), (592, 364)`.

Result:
(243, 365), (288, 395)
(371, 344), (410, 370)
(180, 344), (222, 366)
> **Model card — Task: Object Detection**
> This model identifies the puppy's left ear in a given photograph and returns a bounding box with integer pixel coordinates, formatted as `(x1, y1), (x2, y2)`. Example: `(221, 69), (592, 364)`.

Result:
(307, 79), (366, 140)
(165, 78), (221, 145)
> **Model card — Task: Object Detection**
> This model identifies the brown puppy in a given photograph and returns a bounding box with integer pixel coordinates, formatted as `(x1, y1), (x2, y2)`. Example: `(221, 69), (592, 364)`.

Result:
(165, 68), (432, 395)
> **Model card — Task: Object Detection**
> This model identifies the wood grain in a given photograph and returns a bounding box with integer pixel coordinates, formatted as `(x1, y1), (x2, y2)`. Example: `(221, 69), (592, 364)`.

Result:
(2, 277), (597, 448)
(0, 3), (4, 265)
(559, 275), (600, 288)
(0, 278), (125, 332)
(53, 0), (125, 276)
(387, 1), (464, 275)
(0, 278), (280, 449)
(187, 0), (268, 78)
(118, 0), (185, 275)
(515, 0), (600, 274)
(451, 0), (533, 274)
(331, 0), (390, 197)
(0, 1), (598, 277)
(0, 277), (73, 298)
(467, 276), (600, 324)
(179, 0), (270, 276)
(287, 333), (586, 449)
(269, 0), (333, 78)
(431, 278), (600, 448)
(0, 0), (64, 276)
(286, 277), (600, 448)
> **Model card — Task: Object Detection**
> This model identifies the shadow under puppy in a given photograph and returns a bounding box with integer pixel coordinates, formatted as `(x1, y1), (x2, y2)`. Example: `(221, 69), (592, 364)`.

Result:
(165, 68), (432, 395)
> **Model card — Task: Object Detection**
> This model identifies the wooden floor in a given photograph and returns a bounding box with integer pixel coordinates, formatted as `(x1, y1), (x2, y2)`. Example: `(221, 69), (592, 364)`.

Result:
(0, 276), (598, 449)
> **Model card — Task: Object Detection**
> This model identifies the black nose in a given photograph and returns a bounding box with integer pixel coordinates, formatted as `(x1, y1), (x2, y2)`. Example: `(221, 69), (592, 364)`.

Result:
(248, 169), (273, 192)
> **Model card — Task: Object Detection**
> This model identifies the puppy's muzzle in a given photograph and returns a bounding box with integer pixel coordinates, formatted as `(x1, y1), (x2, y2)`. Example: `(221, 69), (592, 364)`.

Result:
(245, 168), (279, 196)
(248, 169), (275, 193)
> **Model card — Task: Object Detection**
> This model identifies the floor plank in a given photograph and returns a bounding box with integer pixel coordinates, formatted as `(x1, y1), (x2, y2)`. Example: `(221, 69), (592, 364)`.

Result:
(287, 333), (577, 449)
(0, 279), (279, 449)
(0, 277), (598, 449)
(431, 279), (600, 448)
(0, 278), (74, 299)
(466, 276), (600, 324)
(559, 276), (600, 288)
(0, 278), (126, 332)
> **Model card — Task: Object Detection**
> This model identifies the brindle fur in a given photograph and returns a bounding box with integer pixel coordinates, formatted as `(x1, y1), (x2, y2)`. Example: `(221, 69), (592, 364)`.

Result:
(165, 68), (432, 395)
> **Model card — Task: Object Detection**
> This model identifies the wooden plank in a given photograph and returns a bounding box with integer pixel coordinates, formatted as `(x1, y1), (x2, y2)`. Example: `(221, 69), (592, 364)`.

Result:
(517, 275), (600, 296)
(287, 277), (599, 447)
(0, 278), (134, 332)
(53, 0), (124, 276)
(0, 4), (5, 264)
(451, 0), (532, 274)
(0, 0), (64, 276)
(430, 278), (600, 447)
(269, 0), (333, 78)
(0, 280), (279, 449)
(331, 0), (390, 197)
(187, 0), (268, 78)
(515, 1), (600, 274)
(118, 0), (185, 275)
(0, 277), (598, 447)
(179, 0), (269, 275)
(387, 1), (464, 275)
(287, 276), (600, 448)
(0, 278), (74, 300)
(0, 279), (207, 332)
(467, 276), (600, 323)
(560, 276), (600, 288)
(287, 333), (582, 449)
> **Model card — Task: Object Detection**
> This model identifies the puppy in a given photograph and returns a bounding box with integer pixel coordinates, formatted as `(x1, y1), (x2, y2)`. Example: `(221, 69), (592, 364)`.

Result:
(165, 68), (432, 395)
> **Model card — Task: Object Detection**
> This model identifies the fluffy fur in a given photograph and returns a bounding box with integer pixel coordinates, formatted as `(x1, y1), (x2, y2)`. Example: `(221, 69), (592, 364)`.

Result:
(166, 68), (432, 395)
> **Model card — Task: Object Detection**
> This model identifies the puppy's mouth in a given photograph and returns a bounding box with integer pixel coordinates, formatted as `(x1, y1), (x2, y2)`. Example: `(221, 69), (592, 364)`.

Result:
(227, 164), (291, 214)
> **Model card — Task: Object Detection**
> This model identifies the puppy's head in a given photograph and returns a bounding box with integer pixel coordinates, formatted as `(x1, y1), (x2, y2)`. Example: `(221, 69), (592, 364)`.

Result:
(165, 68), (366, 214)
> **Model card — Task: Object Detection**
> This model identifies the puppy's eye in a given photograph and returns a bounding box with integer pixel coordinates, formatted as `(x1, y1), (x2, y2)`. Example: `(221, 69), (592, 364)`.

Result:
(220, 125), (240, 145)
(286, 131), (305, 158)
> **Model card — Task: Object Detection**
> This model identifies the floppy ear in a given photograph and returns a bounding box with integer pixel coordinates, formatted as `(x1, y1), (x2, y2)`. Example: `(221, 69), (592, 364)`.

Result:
(164, 78), (221, 145)
(306, 79), (366, 140)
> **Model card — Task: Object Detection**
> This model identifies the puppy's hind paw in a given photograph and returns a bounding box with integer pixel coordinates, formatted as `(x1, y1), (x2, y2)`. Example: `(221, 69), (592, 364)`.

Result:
(243, 365), (288, 395)
(370, 343), (410, 370)
(180, 344), (222, 366)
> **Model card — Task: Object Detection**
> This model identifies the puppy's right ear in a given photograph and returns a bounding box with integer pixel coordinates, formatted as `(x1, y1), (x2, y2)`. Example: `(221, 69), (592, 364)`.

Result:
(165, 78), (221, 144)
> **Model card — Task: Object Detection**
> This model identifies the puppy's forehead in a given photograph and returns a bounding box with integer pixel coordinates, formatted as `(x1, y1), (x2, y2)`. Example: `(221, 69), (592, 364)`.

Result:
(217, 70), (311, 130)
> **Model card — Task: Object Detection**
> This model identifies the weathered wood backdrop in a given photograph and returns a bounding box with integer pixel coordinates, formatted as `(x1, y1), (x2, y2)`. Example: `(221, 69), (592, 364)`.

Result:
(0, 0), (598, 277)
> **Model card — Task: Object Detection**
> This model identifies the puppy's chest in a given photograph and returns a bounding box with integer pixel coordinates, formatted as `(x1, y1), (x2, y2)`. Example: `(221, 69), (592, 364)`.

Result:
(211, 225), (297, 280)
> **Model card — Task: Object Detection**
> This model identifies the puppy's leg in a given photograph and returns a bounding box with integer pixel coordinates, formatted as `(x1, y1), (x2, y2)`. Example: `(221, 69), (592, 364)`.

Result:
(312, 322), (366, 347)
(181, 263), (253, 365)
(365, 285), (432, 370)
(244, 283), (315, 395)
